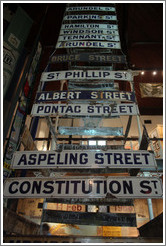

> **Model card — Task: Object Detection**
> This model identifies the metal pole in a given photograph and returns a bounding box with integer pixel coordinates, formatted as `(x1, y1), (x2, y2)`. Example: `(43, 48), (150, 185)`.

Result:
(144, 172), (154, 220)
(129, 81), (142, 147)
(51, 80), (66, 150)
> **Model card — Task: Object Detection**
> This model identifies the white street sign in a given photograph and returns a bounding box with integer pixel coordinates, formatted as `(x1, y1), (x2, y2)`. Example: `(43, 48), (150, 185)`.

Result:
(60, 29), (119, 35)
(58, 34), (120, 42)
(4, 176), (162, 198)
(11, 150), (157, 169)
(56, 41), (121, 49)
(63, 15), (117, 21)
(40, 70), (133, 82)
(66, 6), (116, 12)
(61, 23), (118, 30)
(31, 103), (139, 117)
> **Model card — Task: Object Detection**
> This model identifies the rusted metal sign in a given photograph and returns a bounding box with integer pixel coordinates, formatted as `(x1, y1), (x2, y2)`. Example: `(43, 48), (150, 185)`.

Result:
(4, 177), (162, 198)
(58, 126), (123, 136)
(42, 210), (137, 226)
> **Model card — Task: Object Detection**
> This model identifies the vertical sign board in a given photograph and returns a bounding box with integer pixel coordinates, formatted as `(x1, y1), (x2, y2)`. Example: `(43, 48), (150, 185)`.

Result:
(3, 6), (33, 97)
(11, 149), (157, 169)
(30, 103), (139, 117)
(3, 42), (42, 180)
(3, 177), (162, 198)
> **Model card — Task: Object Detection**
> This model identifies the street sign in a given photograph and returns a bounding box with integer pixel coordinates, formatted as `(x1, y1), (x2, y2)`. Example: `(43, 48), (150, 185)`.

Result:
(40, 70), (133, 82)
(56, 41), (121, 49)
(31, 103), (139, 117)
(3, 176), (162, 198)
(58, 34), (120, 41)
(42, 210), (137, 226)
(58, 126), (123, 136)
(66, 6), (116, 12)
(60, 29), (119, 35)
(68, 82), (118, 91)
(61, 23), (118, 30)
(35, 91), (135, 102)
(11, 149), (157, 169)
(63, 15), (117, 21)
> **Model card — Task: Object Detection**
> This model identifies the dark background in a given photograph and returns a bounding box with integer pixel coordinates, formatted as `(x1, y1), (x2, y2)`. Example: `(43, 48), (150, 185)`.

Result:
(6, 2), (163, 115)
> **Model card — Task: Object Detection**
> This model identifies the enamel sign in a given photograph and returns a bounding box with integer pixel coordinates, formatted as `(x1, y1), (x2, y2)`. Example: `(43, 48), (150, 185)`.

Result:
(42, 210), (136, 227)
(61, 23), (118, 30)
(50, 53), (126, 63)
(60, 29), (119, 35)
(40, 70), (133, 82)
(63, 15), (117, 21)
(66, 6), (116, 12)
(11, 149), (157, 169)
(58, 126), (123, 136)
(31, 103), (139, 117)
(35, 91), (135, 103)
(4, 176), (162, 198)
(58, 34), (120, 42)
(56, 41), (121, 49)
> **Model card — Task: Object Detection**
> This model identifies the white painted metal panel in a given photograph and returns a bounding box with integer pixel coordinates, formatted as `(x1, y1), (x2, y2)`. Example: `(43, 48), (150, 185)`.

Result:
(36, 91), (135, 102)
(60, 29), (119, 35)
(4, 177), (162, 198)
(56, 41), (121, 49)
(58, 34), (120, 42)
(63, 15), (117, 21)
(40, 70), (133, 82)
(30, 103), (139, 117)
(11, 149), (157, 169)
(66, 6), (116, 12)
(61, 23), (118, 29)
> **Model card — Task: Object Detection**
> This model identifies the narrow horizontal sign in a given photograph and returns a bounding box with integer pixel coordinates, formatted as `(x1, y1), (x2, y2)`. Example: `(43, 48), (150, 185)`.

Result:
(58, 34), (120, 42)
(40, 70), (133, 82)
(60, 29), (119, 35)
(42, 210), (136, 227)
(31, 103), (139, 117)
(58, 126), (123, 136)
(11, 149), (156, 169)
(50, 53), (126, 63)
(66, 6), (116, 12)
(61, 23), (118, 30)
(63, 15), (117, 21)
(56, 41), (121, 49)
(4, 177), (162, 198)
(68, 82), (117, 91)
(35, 91), (135, 102)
